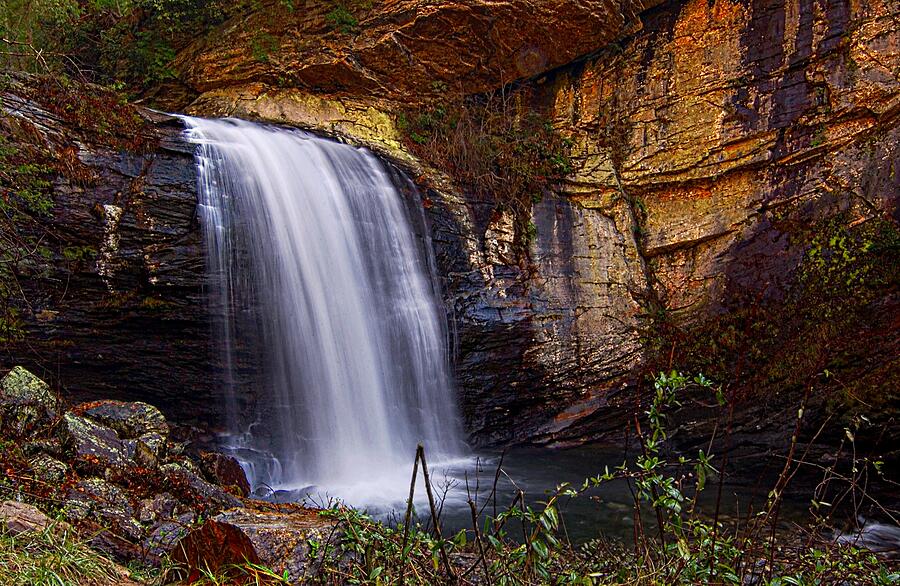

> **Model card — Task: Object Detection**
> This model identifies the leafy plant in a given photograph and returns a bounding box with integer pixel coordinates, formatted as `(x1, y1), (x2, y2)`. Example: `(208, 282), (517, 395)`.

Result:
(325, 5), (358, 34)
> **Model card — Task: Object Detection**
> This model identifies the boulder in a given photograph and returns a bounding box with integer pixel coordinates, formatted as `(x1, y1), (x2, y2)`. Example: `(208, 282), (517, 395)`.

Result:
(0, 367), (57, 436)
(27, 453), (68, 484)
(80, 400), (168, 440)
(123, 438), (159, 470)
(64, 478), (143, 540)
(0, 500), (56, 535)
(199, 451), (251, 497)
(137, 492), (180, 524)
(160, 462), (242, 512)
(173, 504), (339, 583)
(22, 438), (64, 459)
(171, 517), (261, 583)
(143, 511), (197, 559)
(59, 413), (131, 476)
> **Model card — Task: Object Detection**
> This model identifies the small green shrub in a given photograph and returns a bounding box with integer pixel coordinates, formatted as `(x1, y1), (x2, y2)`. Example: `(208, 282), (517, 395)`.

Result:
(325, 5), (358, 34)
(250, 31), (279, 63)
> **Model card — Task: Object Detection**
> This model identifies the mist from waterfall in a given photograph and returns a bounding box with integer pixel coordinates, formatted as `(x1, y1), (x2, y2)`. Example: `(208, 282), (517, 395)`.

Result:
(183, 117), (466, 504)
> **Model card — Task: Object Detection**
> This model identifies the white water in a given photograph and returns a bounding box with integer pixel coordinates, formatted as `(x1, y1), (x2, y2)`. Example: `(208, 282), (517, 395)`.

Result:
(183, 117), (466, 506)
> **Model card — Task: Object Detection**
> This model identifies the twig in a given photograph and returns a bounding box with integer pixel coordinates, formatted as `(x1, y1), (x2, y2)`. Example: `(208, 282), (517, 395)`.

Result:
(418, 445), (456, 582)
(399, 445), (421, 582)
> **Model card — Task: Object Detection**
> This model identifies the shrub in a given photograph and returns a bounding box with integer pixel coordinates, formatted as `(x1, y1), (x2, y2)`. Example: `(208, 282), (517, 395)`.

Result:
(401, 90), (573, 259)
(325, 5), (357, 34)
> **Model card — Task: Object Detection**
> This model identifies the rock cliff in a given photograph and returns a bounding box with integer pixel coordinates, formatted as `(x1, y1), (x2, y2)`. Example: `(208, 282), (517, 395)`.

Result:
(0, 76), (216, 428)
(166, 0), (898, 447)
(2, 0), (898, 451)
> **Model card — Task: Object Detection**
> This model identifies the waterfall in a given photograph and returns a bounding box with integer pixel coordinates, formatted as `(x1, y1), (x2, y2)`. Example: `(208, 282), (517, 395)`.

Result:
(183, 117), (465, 503)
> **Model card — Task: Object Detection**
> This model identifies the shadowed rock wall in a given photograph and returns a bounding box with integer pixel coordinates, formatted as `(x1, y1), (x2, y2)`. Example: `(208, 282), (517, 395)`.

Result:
(0, 85), (217, 429)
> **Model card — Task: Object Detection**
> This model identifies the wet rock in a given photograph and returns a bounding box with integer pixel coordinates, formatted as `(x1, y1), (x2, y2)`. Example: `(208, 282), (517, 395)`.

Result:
(198, 451), (251, 497)
(836, 518), (900, 559)
(1, 85), (213, 434)
(22, 438), (64, 459)
(143, 511), (196, 559)
(160, 462), (242, 511)
(172, 516), (261, 582)
(137, 432), (167, 458)
(0, 366), (58, 436)
(0, 500), (56, 535)
(83, 524), (146, 564)
(65, 478), (143, 540)
(80, 400), (168, 442)
(173, 504), (338, 583)
(59, 413), (130, 475)
(28, 453), (68, 484)
(123, 438), (158, 470)
(137, 492), (179, 524)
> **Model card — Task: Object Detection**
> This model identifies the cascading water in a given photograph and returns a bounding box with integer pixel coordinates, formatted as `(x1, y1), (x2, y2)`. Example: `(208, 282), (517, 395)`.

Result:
(183, 117), (466, 504)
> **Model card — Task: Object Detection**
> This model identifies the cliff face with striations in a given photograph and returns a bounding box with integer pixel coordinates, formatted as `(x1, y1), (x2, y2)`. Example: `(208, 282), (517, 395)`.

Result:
(0, 78), (217, 429)
(4, 0), (897, 449)
(166, 0), (898, 447)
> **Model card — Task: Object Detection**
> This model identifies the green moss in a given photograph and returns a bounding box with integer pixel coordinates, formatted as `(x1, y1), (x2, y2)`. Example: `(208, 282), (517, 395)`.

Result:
(61, 246), (97, 262)
(139, 296), (176, 310)
(0, 126), (55, 343)
(645, 211), (899, 426)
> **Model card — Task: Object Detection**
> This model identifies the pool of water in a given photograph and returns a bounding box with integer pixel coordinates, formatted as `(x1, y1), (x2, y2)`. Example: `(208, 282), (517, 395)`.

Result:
(261, 443), (813, 543)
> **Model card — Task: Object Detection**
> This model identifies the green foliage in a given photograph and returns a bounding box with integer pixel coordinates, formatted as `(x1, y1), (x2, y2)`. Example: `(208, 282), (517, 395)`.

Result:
(298, 372), (898, 585)
(0, 523), (125, 585)
(0, 128), (54, 343)
(186, 560), (293, 585)
(250, 31), (279, 63)
(1, 0), (237, 90)
(318, 505), (449, 584)
(799, 215), (898, 320)
(402, 91), (573, 258)
(325, 4), (358, 34)
(646, 210), (899, 429)
(61, 245), (96, 262)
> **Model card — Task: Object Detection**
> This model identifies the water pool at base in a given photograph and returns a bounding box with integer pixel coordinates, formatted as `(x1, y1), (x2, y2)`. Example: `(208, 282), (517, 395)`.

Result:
(259, 443), (813, 544)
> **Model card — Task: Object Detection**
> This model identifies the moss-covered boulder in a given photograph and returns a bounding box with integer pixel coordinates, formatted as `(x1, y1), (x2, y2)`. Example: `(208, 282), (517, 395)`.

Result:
(0, 366), (58, 436)
(59, 413), (131, 476)
(27, 453), (68, 484)
(75, 400), (169, 464)
(65, 478), (143, 540)
(160, 462), (242, 512)
(79, 401), (168, 447)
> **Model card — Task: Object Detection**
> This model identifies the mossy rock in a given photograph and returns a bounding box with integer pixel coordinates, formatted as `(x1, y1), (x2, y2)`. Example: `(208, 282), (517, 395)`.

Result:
(27, 453), (68, 484)
(59, 413), (131, 476)
(0, 366), (57, 436)
(64, 478), (143, 540)
(79, 400), (168, 440)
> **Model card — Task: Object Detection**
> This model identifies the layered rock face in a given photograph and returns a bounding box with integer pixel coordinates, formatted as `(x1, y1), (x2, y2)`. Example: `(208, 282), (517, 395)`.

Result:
(173, 0), (662, 101)
(551, 0), (899, 316)
(170, 0), (899, 446)
(0, 80), (214, 427)
(3, 0), (897, 449)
